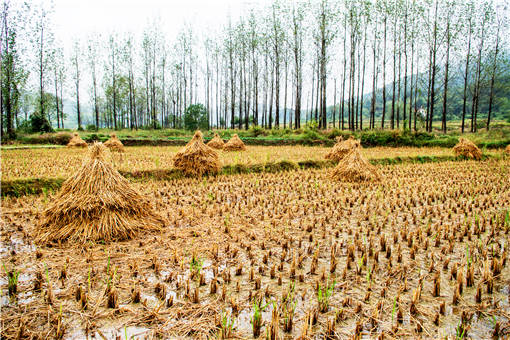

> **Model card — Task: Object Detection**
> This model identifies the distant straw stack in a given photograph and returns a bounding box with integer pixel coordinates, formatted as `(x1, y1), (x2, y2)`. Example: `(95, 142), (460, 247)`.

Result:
(207, 133), (225, 150)
(223, 134), (246, 151)
(35, 143), (164, 244)
(331, 148), (380, 182)
(325, 136), (361, 162)
(104, 133), (125, 152)
(67, 133), (88, 148)
(453, 138), (482, 160)
(173, 130), (221, 176)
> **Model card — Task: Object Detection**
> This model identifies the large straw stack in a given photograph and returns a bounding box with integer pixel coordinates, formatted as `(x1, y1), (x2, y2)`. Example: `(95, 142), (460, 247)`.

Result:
(35, 143), (163, 244)
(223, 134), (246, 151)
(207, 133), (225, 150)
(67, 133), (88, 148)
(331, 148), (380, 182)
(173, 130), (221, 176)
(453, 138), (482, 160)
(104, 133), (125, 152)
(325, 136), (361, 162)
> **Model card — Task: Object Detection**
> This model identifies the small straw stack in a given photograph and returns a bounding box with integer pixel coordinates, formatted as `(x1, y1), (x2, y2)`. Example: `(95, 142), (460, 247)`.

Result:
(104, 133), (125, 152)
(207, 133), (225, 150)
(223, 134), (246, 151)
(453, 138), (482, 160)
(325, 136), (361, 162)
(36, 143), (164, 244)
(173, 130), (221, 177)
(331, 148), (380, 182)
(67, 133), (88, 148)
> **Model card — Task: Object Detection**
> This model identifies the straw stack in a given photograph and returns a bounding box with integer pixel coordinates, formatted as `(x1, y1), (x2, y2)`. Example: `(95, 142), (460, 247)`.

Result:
(104, 133), (125, 152)
(173, 130), (221, 176)
(207, 133), (225, 150)
(505, 144), (510, 155)
(331, 148), (380, 182)
(67, 133), (88, 148)
(453, 138), (482, 160)
(223, 134), (246, 151)
(325, 136), (361, 162)
(35, 143), (163, 244)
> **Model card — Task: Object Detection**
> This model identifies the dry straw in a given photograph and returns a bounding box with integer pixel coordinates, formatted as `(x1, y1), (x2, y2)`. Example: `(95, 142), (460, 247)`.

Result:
(66, 133), (88, 148)
(36, 143), (163, 244)
(505, 144), (510, 155)
(207, 133), (225, 150)
(453, 138), (482, 160)
(173, 130), (221, 176)
(331, 147), (380, 182)
(325, 136), (361, 162)
(104, 133), (125, 152)
(223, 134), (246, 151)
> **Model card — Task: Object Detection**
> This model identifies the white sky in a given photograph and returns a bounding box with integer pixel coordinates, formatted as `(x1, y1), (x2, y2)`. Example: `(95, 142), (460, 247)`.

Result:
(52, 0), (266, 44)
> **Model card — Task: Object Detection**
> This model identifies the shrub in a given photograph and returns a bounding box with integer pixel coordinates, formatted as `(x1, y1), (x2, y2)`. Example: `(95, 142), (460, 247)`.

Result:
(29, 113), (53, 133)
(184, 104), (209, 131)
(247, 125), (267, 137)
(86, 124), (97, 131)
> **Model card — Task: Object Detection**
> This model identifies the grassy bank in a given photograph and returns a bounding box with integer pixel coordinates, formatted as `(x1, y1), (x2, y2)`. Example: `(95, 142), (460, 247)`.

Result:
(10, 121), (510, 149)
(2, 154), (504, 197)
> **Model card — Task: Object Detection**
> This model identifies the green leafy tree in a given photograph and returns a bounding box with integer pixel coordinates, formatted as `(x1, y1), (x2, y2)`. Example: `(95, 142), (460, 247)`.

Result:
(1, 1), (28, 139)
(183, 104), (208, 131)
(29, 112), (53, 133)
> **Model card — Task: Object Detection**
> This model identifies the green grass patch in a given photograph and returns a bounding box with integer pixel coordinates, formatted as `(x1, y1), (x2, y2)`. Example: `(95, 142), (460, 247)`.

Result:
(3, 154), (505, 198)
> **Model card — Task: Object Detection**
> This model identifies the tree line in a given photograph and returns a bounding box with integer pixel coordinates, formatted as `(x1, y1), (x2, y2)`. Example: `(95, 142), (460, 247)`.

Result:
(1, 0), (508, 138)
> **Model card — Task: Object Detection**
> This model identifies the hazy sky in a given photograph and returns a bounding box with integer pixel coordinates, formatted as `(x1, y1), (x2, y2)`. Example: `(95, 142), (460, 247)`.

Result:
(52, 0), (268, 44)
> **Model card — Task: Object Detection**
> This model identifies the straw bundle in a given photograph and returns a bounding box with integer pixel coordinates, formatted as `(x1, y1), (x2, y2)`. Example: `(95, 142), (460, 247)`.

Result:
(173, 130), (221, 177)
(223, 134), (246, 151)
(325, 136), (361, 162)
(207, 133), (225, 150)
(104, 133), (125, 152)
(67, 133), (88, 148)
(453, 138), (482, 160)
(331, 148), (380, 182)
(35, 143), (163, 244)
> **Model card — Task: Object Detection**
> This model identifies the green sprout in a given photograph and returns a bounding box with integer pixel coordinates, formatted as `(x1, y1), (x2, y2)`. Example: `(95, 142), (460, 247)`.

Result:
(2, 264), (19, 296)
(392, 297), (397, 324)
(317, 278), (336, 312)
(219, 310), (234, 339)
(190, 254), (203, 277)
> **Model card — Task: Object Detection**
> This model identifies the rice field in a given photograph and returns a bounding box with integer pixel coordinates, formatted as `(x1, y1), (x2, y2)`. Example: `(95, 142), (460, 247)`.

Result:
(1, 155), (509, 338)
(1, 145), (504, 181)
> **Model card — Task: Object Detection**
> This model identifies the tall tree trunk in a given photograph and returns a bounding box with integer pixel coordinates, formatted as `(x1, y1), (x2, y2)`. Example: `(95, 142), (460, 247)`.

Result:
(39, 25), (45, 119)
(315, 56), (319, 123)
(269, 63), (274, 129)
(370, 18), (378, 130)
(428, 0), (438, 133)
(396, 29), (402, 129)
(341, 19), (347, 130)
(333, 78), (337, 128)
(54, 69), (60, 129)
(403, 5), (408, 129)
(414, 52), (419, 131)
(408, 40), (414, 131)
(283, 58), (288, 129)
(360, 25), (367, 131)
(381, 17), (387, 129)
(487, 25), (500, 130)
(461, 20), (472, 133)
(471, 17), (486, 133)
(441, 21), (450, 133)
(391, 16), (397, 130)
